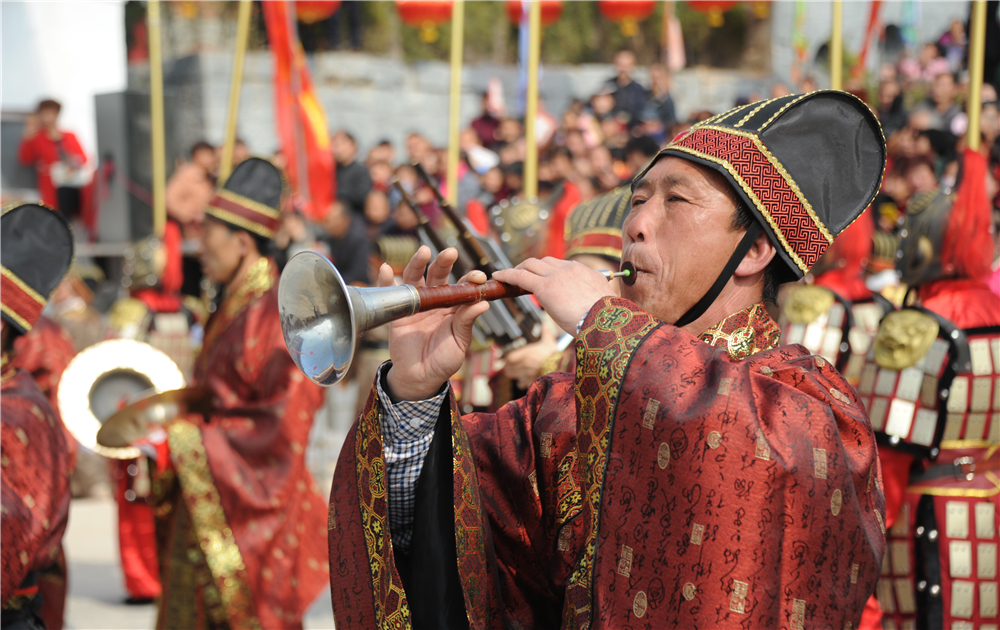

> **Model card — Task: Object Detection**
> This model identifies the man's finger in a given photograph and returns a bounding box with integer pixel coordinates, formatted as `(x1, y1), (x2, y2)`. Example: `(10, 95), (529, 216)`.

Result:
(456, 270), (487, 285)
(452, 300), (490, 340)
(492, 267), (542, 293)
(402, 246), (432, 287)
(377, 263), (395, 288)
(427, 248), (459, 287)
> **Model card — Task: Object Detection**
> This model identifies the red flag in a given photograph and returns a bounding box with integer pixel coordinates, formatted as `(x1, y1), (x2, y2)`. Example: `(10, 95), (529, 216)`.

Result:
(261, 1), (335, 221)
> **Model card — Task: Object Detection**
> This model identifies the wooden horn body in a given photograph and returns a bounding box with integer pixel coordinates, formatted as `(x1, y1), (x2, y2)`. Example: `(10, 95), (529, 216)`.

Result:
(278, 252), (526, 386)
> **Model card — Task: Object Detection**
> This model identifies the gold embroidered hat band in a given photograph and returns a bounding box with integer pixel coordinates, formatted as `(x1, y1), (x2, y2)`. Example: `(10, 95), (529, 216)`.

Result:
(634, 90), (887, 282)
(1, 204), (74, 334)
(205, 157), (286, 239)
(564, 186), (631, 263)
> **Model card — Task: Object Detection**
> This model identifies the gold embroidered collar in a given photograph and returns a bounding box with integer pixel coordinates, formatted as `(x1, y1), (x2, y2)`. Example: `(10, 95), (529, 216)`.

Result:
(697, 302), (781, 360)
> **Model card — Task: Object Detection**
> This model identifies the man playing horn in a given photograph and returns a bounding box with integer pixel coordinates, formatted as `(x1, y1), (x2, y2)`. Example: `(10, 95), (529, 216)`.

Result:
(328, 92), (888, 629)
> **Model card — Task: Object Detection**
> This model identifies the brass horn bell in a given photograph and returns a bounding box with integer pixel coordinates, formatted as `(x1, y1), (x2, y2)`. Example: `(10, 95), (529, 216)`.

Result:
(278, 251), (423, 387)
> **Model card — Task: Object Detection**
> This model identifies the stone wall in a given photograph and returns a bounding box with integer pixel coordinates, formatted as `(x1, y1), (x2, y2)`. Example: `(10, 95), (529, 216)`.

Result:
(129, 51), (770, 160)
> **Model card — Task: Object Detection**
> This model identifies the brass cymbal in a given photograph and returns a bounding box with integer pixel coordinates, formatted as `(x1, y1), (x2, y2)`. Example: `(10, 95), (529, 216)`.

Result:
(58, 339), (186, 459)
(97, 387), (212, 448)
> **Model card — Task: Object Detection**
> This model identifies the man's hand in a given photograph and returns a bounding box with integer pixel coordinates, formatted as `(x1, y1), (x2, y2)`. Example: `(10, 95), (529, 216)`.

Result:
(502, 325), (558, 389)
(492, 258), (615, 336)
(384, 246), (490, 402)
(22, 114), (39, 138)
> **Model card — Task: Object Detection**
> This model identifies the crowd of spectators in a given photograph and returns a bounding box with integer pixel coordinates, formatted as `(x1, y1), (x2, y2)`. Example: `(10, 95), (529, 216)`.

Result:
(276, 49), (691, 286)
(279, 23), (1000, 294)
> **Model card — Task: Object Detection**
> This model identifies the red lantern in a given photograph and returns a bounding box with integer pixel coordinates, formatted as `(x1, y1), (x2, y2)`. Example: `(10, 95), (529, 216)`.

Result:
(396, 0), (454, 43)
(295, 0), (341, 24)
(598, 0), (656, 37)
(687, 0), (737, 28)
(505, 0), (564, 26)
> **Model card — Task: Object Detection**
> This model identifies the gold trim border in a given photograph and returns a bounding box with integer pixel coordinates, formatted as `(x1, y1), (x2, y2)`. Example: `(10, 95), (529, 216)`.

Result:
(1, 266), (47, 306)
(906, 470), (1000, 498)
(168, 420), (262, 630)
(696, 125), (834, 244)
(216, 189), (281, 220)
(1, 303), (33, 332)
(205, 206), (275, 239)
(565, 246), (624, 261)
(667, 143), (810, 273)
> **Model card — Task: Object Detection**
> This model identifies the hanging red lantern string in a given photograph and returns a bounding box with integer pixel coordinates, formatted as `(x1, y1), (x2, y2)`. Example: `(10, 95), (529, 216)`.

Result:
(598, 0), (656, 38)
(687, 0), (737, 28)
(396, 0), (454, 44)
(295, 0), (342, 24)
(505, 0), (564, 26)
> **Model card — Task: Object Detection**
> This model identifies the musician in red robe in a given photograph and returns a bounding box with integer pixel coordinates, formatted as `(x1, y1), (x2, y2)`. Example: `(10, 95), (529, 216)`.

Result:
(1, 204), (75, 630)
(328, 92), (888, 628)
(862, 148), (1000, 630)
(150, 158), (328, 630)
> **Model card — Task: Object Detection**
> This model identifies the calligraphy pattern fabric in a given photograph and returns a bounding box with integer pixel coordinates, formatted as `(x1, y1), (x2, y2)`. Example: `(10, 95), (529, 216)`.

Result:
(11, 315), (78, 465)
(1, 368), (71, 617)
(154, 261), (328, 630)
(328, 297), (885, 629)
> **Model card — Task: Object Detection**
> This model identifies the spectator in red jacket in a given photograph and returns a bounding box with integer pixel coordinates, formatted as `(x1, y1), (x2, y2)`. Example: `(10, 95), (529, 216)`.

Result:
(17, 99), (89, 220)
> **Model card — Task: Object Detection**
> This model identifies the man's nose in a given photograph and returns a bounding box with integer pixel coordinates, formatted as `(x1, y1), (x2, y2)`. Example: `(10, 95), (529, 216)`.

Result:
(625, 213), (647, 244)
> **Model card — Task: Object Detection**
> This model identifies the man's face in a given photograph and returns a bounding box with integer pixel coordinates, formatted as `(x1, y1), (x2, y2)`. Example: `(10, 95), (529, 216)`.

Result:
(332, 133), (356, 164)
(192, 147), (218, 174)
(322, 202), (351, 238)
(622, 157), (743, 324)
(615, 51), (635, 77)
(199, 218), (245, 284)
(38, 107), (59, 128)
(932, 73), (955, 106)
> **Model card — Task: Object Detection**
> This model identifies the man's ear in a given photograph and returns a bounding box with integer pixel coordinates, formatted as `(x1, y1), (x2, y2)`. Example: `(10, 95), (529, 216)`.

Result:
(734, 231), (776, 278)
(237, 230), (254, 256)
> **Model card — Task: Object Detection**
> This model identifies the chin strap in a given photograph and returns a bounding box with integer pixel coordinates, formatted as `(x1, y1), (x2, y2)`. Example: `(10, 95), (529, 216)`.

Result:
(674, 222), (763, 329)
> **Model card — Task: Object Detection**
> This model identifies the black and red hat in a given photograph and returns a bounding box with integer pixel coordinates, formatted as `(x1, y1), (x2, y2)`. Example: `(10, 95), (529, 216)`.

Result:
(564, 186), (630, 263)
(205, 157), (284, 239)
(633, 90), (886, 326)
(1, 203), (74, 334)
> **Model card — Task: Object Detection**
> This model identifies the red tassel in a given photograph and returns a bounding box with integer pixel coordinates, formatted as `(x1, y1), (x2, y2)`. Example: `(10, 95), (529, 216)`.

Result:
(941, 149), (994, 281)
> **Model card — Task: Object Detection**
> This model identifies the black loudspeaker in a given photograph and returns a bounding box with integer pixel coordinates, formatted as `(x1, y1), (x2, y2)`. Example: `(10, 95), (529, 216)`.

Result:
(0, 112), (42, 195)
(94, 91), (184, 242)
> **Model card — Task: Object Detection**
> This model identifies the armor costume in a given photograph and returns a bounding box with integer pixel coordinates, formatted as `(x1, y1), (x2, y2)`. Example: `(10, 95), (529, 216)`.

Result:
(780, 208), (894, 387)
(327, 92), (888, 629)
(1, 203), (75, 630)
(863, 149), (1000, 630)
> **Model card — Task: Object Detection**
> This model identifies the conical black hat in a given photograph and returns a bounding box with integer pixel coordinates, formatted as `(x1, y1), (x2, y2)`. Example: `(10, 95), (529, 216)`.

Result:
(1, 203), (74, 333)
(205, 157), (285, 239)
(634, 90), (886, 282)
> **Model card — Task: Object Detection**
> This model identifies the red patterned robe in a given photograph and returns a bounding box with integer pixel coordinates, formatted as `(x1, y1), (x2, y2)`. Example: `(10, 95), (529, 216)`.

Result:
(8, 317), (76, 629)
(1, 361), (71, 629)
(328, 297), (886, 629)
(152, 258), (329, 630)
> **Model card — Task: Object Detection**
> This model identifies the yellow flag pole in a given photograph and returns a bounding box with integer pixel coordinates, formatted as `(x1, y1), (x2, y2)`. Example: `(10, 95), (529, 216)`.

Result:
(523, 0), (542, 200)
(148, 0), (166, 238)
(446, 0), (465, 206)
(830, 0), (843, 91)
(968, 0), (987, 152)
(220, 0), (252, 182)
